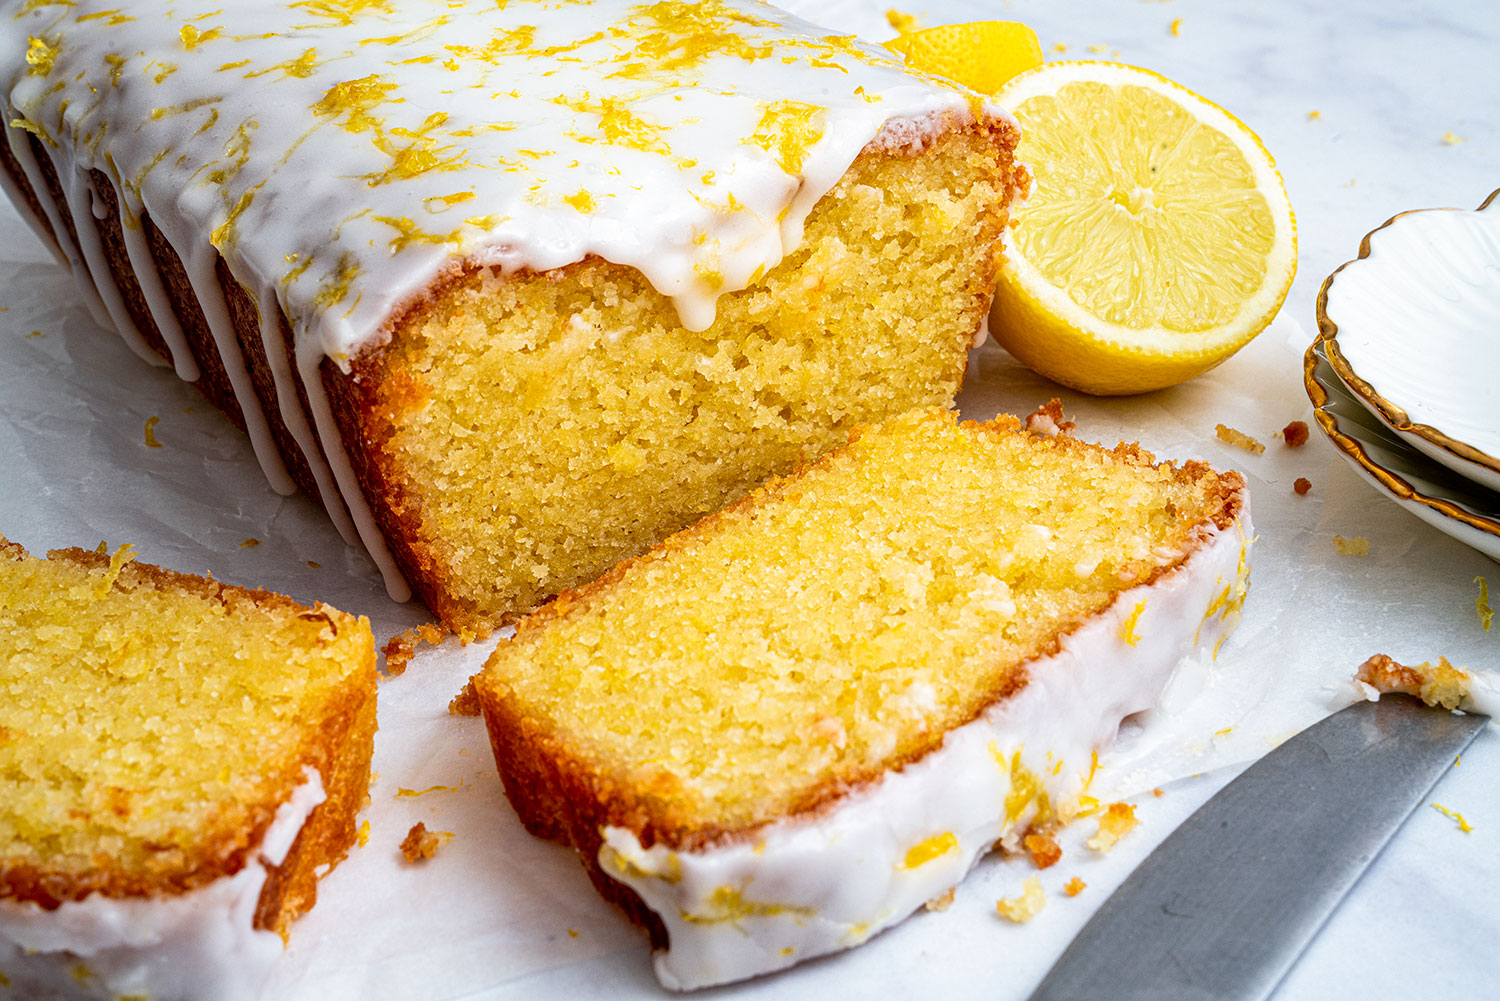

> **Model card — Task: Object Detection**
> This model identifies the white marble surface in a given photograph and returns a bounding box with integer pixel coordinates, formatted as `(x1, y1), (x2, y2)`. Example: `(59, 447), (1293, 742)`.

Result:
(1, 1), (1497, 999)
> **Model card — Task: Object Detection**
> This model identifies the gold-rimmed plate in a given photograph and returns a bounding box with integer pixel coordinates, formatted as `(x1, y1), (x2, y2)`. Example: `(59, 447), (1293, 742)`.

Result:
(1304, 341), (1500, 562)
(1316, 188), (1500, 493)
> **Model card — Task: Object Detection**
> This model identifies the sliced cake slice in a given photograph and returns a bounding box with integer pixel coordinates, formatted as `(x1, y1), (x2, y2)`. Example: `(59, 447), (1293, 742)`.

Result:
(0, 538), (377, 1001)
(474, 406), (1251, 989)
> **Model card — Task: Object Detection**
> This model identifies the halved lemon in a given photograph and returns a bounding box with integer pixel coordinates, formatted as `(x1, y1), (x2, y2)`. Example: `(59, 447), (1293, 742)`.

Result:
(990, 62), (1296, 395)
(885, 21), (1043, 96)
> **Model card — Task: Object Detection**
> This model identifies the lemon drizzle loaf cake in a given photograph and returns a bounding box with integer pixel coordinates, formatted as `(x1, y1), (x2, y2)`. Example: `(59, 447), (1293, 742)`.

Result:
(0, 0), (1025, 633)
(0, 537), (377, 1001)
(476, 407), (1251, 989)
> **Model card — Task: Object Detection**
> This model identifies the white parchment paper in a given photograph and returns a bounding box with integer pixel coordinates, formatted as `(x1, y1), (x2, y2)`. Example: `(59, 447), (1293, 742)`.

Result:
(2, 0), (1497, 998)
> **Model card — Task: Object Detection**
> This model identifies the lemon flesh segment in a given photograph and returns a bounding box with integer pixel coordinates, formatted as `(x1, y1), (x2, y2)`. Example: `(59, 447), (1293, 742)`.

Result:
(886, 21), (1043, 96)
(990, 63), (1296, 396)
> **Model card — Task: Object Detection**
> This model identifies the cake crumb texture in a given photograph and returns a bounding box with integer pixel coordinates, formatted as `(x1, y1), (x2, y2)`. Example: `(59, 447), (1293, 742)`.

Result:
(0, 536), (376, 936)
(478, 407), (1243, 845)
(355, 125), (1013, 630)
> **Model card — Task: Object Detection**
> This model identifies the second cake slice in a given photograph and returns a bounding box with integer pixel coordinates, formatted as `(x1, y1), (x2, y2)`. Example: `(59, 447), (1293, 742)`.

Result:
(475, 406), (1250, 989)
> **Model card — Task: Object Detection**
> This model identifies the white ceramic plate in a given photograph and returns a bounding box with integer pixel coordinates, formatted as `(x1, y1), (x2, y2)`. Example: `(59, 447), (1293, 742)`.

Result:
(1304, 341), (1500, 562)
(1317, 189), (1500, 493)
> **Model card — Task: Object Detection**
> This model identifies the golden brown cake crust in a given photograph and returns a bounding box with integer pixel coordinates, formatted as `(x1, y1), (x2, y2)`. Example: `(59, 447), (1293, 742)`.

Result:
(0, 537), (376, 938)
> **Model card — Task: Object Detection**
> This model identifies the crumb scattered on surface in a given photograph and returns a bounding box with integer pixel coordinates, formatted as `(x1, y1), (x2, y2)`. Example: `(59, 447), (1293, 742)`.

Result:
(1281, 421), (1309, 447)
(1356, 653), (1471, 711)
(1023, 832), (1062, 870)
(1333, 534), (1369, 556)
(144, 416), (162, 448)
(924, 887), (956, 912)
(1087, 43), (1108, 52)
(1442, 131), (1466, 145)
(1215, 424), (1265, 454)
(1024, 398), (1076, 438)
(1294, 477), (1312, 496)
(1052, 42), (1067, 53)
(450, 678), (482, 716)
(357, 819), (371, 847)
(307, 560), (320, 568)
(382, 622), (450, 677)
(567, 928), (580, 938)
(1169, 17), (1182, 35)
(1152, 788), (1164, 798)
(240, 537), (260, 548)
(1431, 803), (1474, 833)
(399, 822), (453, 862)
(995, 876), (1046, 923)
(1087, 803), (1138, 853)
(1307, 109), (1322, 120)
(1063, 877), (1086, 897)
(1475, 577), (1493, 632)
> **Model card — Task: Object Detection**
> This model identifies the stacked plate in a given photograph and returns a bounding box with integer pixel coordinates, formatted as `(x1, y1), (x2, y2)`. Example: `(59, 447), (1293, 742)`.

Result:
(1306, 188), (1500, 561)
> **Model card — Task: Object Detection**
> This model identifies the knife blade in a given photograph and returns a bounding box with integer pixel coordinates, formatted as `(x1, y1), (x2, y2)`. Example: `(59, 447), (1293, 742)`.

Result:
(1026, 694), (1487, 1001)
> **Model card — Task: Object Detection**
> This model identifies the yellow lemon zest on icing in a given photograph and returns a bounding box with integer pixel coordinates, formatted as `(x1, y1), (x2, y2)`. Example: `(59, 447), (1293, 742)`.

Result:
(179, 24), (223, 50)
(102, 52), (125, 85)
(245, 47), (320, 80)
(149, 96), (221, 121)
(365, 112), (470, 185)
(217, 59), (251, 72)
(147, 60), (177, 84)
(25, 35), (59, 76)
(76, 8), (131, 25)
(290, 0), (395, 28)
(443, 24), (536, 63)
(313, 74), (400, 134)
(748, 99), (824, 175)
(618, 0), (776, 79)
(680, 884), (815, 925)
(558, 94), (672, 155)
(1118, 600), (1146, 647)
(1004, 750), (1049, 824)
(424, 190), (475, 212)
(373, 214), (464, 251)
(900, 831), (958, 869)
(563, 189), (595, 213)
(314, 253), (361, 307)
(599, 844), (682, 884)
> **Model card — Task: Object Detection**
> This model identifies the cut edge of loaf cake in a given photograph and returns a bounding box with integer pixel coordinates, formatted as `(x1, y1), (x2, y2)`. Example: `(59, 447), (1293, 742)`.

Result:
(0, 536), (377, 941)
(472, 407), (1251, 988)
(327, 112), (1025, 634)
(0, 96), (1023, 639)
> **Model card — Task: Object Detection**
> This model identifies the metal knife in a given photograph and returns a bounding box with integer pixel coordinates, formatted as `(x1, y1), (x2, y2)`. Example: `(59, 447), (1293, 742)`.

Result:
(1026, 694), (1487, 1001)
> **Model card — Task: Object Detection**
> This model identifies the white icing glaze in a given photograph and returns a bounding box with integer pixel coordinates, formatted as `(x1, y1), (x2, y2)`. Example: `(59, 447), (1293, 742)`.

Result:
(0, 767), (325, 1001)
(62, 164), (166, 368)
(3, 118), (113, 330)
(117, 201), (202, 381)
(601, 502), (1252, 990)
(0, 121), (63, 265)
(0, 0), (1003, 602)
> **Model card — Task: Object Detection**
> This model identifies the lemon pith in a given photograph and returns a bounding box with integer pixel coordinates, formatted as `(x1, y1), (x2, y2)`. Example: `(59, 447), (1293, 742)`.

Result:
(990, 62), (1296, 395)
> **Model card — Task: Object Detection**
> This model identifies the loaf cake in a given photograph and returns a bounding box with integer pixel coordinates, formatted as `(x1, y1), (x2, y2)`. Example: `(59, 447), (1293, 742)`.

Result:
(0, 0), (1026, 634)
(475, 406), (1252, 989)
(0, 536), (377, 1001)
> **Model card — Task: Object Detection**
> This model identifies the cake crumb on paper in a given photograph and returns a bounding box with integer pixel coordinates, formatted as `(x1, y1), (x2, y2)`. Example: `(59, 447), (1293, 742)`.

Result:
(1333, 535), (1369, 556)
(399, 822), (453, 862)
(1432, 803), (1474, 833)
(1063, 877), (1086, 897)
(1281, 420), (1309, 447)
(1294, 477), (1312, 496)
(1215, 424), (1265, 454)
(381, 622), (450, 677)
(450, 678), (482, 716)
(144, 416), (163, 448)
(995, 876), (1046, 923)
(1087, 803), (1138, 853)
(357, 819), (371, 847)
(1023, 832), (1062, 869)
(924, 887), (956, 912)
(1307, 109), (1322, 120)
(1441, 131), (1466, 145)
(240, 537), (260, 548)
